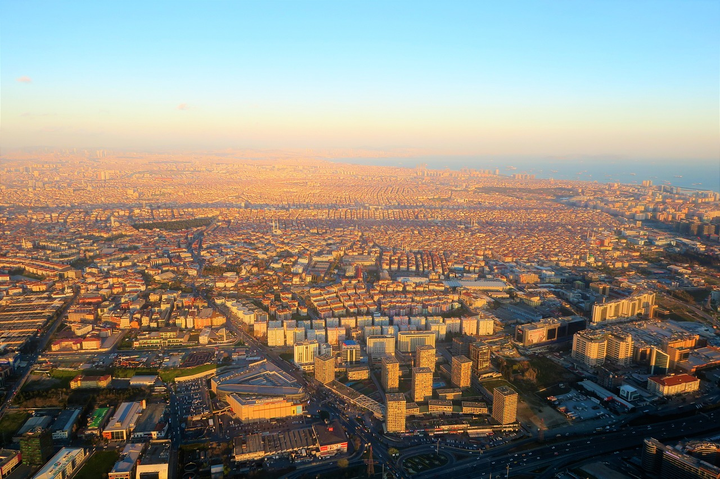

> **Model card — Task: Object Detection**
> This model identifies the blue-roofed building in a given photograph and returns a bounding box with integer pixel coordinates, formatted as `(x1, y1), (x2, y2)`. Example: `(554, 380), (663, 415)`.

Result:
(342, 340), (360, 364)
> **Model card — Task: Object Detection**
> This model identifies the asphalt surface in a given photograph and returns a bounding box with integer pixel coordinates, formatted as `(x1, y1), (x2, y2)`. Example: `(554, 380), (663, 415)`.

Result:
(413, 408), (720, 479)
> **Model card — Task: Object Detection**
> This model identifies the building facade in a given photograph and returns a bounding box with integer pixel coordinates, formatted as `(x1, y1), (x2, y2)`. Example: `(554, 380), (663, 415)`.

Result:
(314, 354), (335, 384)
(411, 367), (433, 403)
(415, 345), (436, 371)
(293, 340), (318, 368)
(492, 386), (518, 425)
(591, 292), (656, 323)
(572, 330), (608, 367)
(451, 355), (472, 389)
(469, 341), (491, 372)
(647, 374), (701, 396)
(381, 355), (399, 392)
(385, 393), (406, 433)
(397, 331), (436, 353)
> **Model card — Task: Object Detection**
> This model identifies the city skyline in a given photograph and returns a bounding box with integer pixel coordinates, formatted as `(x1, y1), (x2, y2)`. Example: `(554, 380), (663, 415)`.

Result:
(2, 0), (718, 160)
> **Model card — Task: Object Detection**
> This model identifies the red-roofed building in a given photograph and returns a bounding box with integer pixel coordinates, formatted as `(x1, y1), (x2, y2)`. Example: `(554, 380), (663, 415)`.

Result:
(647, 374), (700, 396)
(313, 421), (348, 456)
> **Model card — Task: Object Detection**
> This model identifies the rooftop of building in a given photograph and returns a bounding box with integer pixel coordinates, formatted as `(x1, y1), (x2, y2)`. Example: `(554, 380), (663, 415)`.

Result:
(88, 408), (111, 429)
(648, 374), (699, 387)
(110, 443), (144, 474)
(51, 409), (82, 433)
(33, 448), (84, 479)
(494, 386), (517, 396)
(313, 420), (347, 446)
(140, 441), (171, 465)
(133, 404), (166, 434)
(104, 401), (144, 433)
(386, 393), (406, 402)
(18, 416), (53, 436)
(0, 449), (20, 466)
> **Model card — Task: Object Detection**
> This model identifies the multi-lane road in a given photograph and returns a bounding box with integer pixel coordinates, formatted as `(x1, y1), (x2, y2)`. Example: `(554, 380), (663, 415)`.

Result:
(413, 408), (720, 479)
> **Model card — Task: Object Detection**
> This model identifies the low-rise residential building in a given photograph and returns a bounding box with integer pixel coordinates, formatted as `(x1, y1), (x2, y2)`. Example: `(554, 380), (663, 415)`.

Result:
(69, 374), (112, 389)
(462, 401), (489, 415)
(346, 365), (369, 380)
(0, 449), (21, 478)
(427, 399), (453, 413)
(647, 374), (701, 396)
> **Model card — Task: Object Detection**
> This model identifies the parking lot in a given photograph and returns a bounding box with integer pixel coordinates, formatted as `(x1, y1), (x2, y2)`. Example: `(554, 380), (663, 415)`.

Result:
(176, 378), (212, 420)
(549, 391), (612, 421)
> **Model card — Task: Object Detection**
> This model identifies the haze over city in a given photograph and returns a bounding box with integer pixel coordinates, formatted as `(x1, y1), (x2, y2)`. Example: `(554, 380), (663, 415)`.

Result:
(1, 2), (720, 479)
(3, 1), (718, 160)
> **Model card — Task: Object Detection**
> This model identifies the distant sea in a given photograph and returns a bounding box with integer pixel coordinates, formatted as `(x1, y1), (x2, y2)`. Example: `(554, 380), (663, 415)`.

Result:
(330, 156), (720, 193)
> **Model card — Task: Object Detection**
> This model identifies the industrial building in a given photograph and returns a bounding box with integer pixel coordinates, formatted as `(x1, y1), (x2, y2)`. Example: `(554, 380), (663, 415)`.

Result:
(50, 409), (82, 441)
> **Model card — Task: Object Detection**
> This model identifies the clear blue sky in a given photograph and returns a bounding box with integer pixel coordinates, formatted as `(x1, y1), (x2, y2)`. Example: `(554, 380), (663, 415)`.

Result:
(2, 0), (718, 159)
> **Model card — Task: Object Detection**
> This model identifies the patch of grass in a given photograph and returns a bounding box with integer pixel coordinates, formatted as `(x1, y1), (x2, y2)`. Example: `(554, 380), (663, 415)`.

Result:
(528, 356), (578, 389)
(49, 369), (87, 388)
(132, 217), (214, 231)
(0, 412), (29, 444)
(74, 450), (120, 479)
(113, 367), (158, 378)
(479, 379), (515, 393)
(160, 363), (217, 383)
